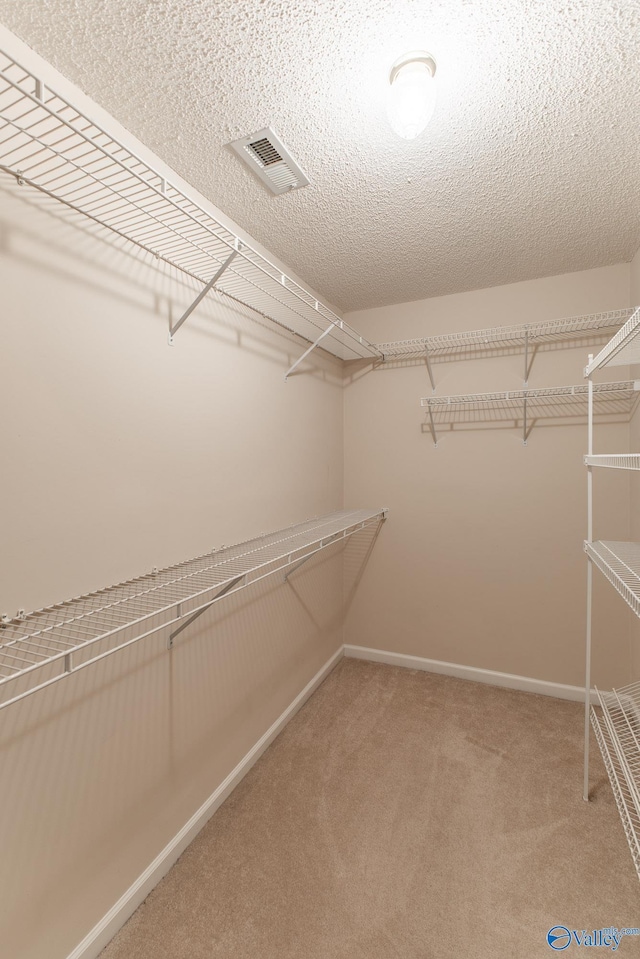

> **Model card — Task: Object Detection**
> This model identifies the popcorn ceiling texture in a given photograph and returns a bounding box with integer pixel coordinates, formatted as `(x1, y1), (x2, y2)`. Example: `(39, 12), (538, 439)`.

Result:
(0, 0), (639, 311)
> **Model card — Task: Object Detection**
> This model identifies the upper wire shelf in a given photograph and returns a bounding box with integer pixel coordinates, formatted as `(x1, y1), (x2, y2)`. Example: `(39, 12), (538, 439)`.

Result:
(421, 381), (640, 446)
(379, 309), (633, 358)
(377, 309), (633, 390)
(585, 308), (640, 376)
(0, 48), (380, 364)
(0, 508), (387, 711)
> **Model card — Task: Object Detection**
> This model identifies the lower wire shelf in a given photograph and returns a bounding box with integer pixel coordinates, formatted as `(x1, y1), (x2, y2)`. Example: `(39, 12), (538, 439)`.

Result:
(591, 698), (640, 880)
(0, 508), (387, 710)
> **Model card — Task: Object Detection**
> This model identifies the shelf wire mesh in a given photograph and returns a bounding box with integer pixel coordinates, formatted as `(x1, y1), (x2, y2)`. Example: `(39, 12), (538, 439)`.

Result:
(0, 49), (379, 362)
(591, 706), (640, 881)
(378, 309), (634, 359)
(585, 541), (640, 620)
(584, 454), (640, 470)
(585, 308), (640, 375)
(422, 381), (640, 422)
(0, 509), (385, 709)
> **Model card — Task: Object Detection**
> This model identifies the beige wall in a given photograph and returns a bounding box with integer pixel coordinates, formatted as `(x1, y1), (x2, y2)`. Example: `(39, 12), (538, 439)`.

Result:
(631, 245), (640, 305)
(0, 99), (346, 959)
(344, 265), (634, 690)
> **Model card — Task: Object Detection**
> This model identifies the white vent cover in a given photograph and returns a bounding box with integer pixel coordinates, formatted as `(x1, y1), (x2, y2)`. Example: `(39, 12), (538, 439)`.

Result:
(228, 127), (310, 195)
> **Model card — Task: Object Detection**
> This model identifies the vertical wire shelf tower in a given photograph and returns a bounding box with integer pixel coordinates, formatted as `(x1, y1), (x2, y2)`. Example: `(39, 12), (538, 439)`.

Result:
(583, 307), (640, 881)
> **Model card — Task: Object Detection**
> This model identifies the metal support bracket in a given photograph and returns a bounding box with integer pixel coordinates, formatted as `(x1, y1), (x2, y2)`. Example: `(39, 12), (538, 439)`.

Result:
(426, 401), (438, 447)
(424, 347), (436, 392)
(523, 395), (527, 446)
(168, 248), (238, 344)
(523, 328), (539, 385)
(168, 575), (244, 647)
(283, 532), (343, 582)
(284, 323), (335, 381)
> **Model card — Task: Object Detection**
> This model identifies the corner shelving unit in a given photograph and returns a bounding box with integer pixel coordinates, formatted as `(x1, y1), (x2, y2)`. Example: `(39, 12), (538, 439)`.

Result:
(0, 508), (387, 711)
(583, 306), (640, 881)
(378, 309), (634, 391)
(0, 48), (381, 373)
(420, 381), (639, 447)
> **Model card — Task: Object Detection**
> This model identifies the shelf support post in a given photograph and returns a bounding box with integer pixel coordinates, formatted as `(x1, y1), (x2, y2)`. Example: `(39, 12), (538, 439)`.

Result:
(424, 347), (436, 392)
(524, 329), (529, 386)
(168, 249), (238, 343)
(584, 359), (594, 801)
(523, 395), (528, 445)
(284, 323), (335, 380)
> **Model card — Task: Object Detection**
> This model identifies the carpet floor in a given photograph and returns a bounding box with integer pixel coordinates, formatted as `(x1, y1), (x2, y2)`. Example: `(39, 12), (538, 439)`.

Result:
(100, 659), (640, 959)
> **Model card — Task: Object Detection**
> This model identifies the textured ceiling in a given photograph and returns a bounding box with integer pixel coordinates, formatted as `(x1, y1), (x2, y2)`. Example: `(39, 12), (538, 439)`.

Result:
(0, 0), (639, 311)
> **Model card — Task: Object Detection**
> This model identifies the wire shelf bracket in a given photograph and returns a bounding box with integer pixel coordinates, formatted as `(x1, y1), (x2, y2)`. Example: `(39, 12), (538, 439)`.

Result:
(0, 508), (387, 711)
(168, 248), (238, 344)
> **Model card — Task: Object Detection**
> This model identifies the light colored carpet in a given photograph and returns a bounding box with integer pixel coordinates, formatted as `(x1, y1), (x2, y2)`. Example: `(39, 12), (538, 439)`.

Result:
(100, 659), (639, 959)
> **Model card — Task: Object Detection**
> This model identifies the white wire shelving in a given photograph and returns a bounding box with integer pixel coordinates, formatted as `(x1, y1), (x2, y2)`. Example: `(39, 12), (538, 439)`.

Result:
(377, 309), (633, 391)
(0, 508), (387, 711)
(583, 314), (640, 881)
(0, 48), (381, 371)
(420, 381), (640, 447)
(584, 542), (640, 619)
(584, 454), (640, 470)
(585, 308), (640, 376)
(591, 704), (640, 880)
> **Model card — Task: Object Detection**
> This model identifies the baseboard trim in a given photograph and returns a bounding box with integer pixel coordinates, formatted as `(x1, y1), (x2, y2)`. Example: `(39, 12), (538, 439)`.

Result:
(343, 644), (597, 704)
(66, 645), (344, 959)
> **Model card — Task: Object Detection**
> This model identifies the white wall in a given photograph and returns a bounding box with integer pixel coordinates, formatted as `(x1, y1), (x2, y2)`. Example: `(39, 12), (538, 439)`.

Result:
(343, 265), (633, 690)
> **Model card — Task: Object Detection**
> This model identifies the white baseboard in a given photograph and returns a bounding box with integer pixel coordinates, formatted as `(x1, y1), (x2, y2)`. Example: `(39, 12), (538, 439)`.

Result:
(343, 644), (597, 704)
(66, 646), (344, 959)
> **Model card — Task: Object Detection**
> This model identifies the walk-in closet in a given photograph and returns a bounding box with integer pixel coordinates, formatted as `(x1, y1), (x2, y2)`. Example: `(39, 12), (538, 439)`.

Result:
(1, 3), (640, 958)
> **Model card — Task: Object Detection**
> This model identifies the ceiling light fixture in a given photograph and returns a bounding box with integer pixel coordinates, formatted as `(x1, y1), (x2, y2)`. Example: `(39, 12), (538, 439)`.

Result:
(387, 51), (437, 140)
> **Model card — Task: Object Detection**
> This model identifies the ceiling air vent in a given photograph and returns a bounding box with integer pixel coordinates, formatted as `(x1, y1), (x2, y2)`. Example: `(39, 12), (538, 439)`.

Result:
(228, 127), (310, 196)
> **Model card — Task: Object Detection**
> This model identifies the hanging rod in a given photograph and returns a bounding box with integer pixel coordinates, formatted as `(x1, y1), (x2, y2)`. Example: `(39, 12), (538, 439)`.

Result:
(0, 508), (387, 710)
(0, 49), (380, 365)
(421, 381), (640, 446)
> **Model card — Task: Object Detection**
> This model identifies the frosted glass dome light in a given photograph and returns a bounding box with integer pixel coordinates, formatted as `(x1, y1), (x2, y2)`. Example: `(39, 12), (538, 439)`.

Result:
(387, 51), (437, 140)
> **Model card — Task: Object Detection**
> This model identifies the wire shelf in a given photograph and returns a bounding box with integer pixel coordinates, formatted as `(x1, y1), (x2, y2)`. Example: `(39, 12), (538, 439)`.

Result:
(584, 454), (640, 470)
(0, 48), (380, 363)
(585, 308), (640, 376)
(421, 381), (640, 446)
(0, 508), (386, 710)
(584, 541), (640, 621)
(421, 381), (640, 411)
(591, 706), (640, 881)
(378, 309), (633, 359)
